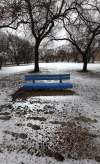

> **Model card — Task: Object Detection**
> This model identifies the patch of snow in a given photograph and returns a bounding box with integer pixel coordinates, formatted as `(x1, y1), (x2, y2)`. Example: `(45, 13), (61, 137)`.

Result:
(0, 62), (100, 163)
(0, 63), (100, 78)
(0, 152), (99, 164)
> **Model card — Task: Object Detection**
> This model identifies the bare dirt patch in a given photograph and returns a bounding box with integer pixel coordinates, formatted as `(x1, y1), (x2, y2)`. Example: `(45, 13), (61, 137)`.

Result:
(0, 111), (11, 120)
(16, 123), (25, 127)
(27, 123), (41, 130)
(27, 116), (46, 121)
(45, 121), (100, 160)
(11, 88), (76, 101)
(49, 121), (67, 126)
(0, 115), (11, 121)
(20, 120), (100, 161)
(0, 112), (11, 115)
(4, 131), (28, 139)
(74, 116), (97, 123)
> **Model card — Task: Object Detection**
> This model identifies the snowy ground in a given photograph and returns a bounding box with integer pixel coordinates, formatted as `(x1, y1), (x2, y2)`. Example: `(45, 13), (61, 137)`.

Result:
(0, 62), (100, 164)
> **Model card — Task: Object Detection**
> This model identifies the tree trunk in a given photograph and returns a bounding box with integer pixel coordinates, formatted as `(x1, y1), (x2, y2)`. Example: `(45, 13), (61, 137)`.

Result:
(91, 55), (95, 63)
(34, 41), (40, 72)
(83, 55), (88, 72)
(0, 57), (3, 70)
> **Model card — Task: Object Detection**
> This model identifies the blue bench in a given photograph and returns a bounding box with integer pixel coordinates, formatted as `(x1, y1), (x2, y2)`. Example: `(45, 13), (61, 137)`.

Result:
(22, 74), (73, 90)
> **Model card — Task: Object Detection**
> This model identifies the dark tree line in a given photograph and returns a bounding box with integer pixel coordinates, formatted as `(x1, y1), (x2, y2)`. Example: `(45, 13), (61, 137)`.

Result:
(0, 32), (34, 66)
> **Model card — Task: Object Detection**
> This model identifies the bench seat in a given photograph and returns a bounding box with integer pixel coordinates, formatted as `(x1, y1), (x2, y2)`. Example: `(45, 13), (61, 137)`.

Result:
(22, 82), (73, 90)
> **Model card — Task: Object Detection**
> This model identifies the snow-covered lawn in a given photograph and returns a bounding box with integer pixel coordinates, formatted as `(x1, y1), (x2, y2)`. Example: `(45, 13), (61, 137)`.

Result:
(0, 62), (100, 77)
(0, 62), (100, 164)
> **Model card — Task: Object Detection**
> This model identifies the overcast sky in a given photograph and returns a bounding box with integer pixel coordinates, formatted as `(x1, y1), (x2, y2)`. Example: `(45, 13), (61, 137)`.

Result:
(2, 23), (67, 49)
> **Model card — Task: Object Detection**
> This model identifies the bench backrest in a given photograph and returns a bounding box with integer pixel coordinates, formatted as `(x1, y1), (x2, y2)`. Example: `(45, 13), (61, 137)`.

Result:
(25, 74), (70, 81)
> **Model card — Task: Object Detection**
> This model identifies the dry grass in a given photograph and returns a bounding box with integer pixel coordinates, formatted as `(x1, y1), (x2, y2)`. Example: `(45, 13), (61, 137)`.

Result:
(74, 116), (97, 123)
(45, 121), (99, 160)
(1, 117), (100, 161)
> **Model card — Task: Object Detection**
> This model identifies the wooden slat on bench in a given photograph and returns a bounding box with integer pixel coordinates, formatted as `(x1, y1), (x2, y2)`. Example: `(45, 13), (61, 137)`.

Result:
(25, 74), (70, 81)
(22, 83), (73, 90)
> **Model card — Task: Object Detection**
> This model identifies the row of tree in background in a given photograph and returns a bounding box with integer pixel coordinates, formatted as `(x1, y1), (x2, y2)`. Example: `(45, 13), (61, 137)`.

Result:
(0, 32), (34, 65)
(0, 31), (100, 67)
(0, 0), (100, 72)
(0, 31), (100, 66)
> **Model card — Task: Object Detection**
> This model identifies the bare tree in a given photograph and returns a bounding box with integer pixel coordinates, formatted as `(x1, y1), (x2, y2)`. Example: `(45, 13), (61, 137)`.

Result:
(52, 0), (100, 72)
(0, 0), (23, 29)
(15, 0), (75, 72)
(4, 33), (33, 65)
(0, 0), (78, 71)
(0, 0), (25, 69)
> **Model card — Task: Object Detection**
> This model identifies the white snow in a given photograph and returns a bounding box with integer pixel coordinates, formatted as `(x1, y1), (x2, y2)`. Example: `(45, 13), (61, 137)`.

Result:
(0, 152), (99, 164)
(0, 62), (100, 164)
(0, 62), (100, 77)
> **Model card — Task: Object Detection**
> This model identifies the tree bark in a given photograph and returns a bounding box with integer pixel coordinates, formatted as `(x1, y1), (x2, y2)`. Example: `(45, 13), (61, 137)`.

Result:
(34, 41), (40, 72)
(83, 55), (88, 72)
(91, 55), (95, 63)
(0, 56), (3, 70)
